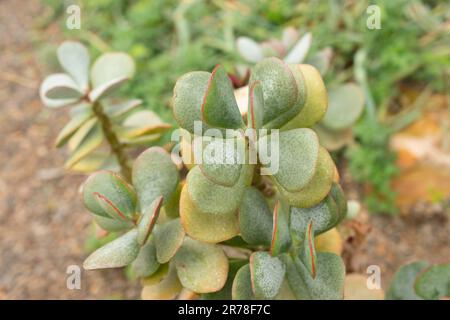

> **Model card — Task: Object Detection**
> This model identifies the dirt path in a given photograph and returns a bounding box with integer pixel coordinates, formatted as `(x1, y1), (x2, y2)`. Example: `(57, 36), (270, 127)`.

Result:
(0, 0), (139, 299)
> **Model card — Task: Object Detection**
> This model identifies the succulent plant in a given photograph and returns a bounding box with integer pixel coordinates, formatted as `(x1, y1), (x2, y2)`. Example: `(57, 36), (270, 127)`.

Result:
(39, 41), (171, 180)
(81, 57), (351, 300)
(235, 27), (365, 152)
(386, 261), (450, 300)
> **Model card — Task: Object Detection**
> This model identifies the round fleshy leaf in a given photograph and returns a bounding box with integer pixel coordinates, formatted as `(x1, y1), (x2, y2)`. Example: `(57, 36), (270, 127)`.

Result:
(201, 65), (244, 129)
(103, 99), (142, 118)
(283, 252), (345, 300)
(250, 251), (286, 299)
(203, 260), (247, 300)
(173, 238), (228, 293)
(40, 73), (83, 101)
(281, 64), (327, 129)
(82, 170), (137, 220)
(199, 136), (244, 187)
(290, 191), (341, 246)
(131, 238), (160, 278)
(247, 81), (264, 130)
(90, 52), (135, 89)
(93, 214), (134, 232)
(57, 41), (90, 92)
(118, 110), (172, 138)
(232, 264), (255, 300)
(249, 58), (298, 125)
(284, 32), (312, 64)
(83, 229), (140, 270)
(314, 124), (353, 151)
(65, 118), (104, 169)
(180, 185), (239, 243)
(132, 147), (180, 211)
(270, 201), (291, 256)
(236, 37), (264, 63)
(259, 128), (319, 191)
(154, 219), (185, 263)
(88, 76), (129, 102)
(137, 196), (164, 245)
(279, 147), (335, 208)
(141, 264), (183, 300)
(186, 165), (251, 215)
(322, 83), (364, 131)
(315, 228), (343, 256)
(55, 106), (93, 147)
(414, 263), (450, 300)
(386, 261), (429, 300)
(172, 71), (210, 133)
(238, 187), (273, 246)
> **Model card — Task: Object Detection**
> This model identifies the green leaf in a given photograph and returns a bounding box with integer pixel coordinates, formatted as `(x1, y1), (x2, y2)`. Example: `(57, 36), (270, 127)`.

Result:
(132, 147), (179, 211)
(90, 52), (135, 89)
(40, 73), (83, 100)
(88, 76), (129, 102)
(172, 71), (211, 133)
(283, 252), (345, 300)
(71, 152), (118, 173)
(314, 124), (353, 151)
(299, 220), (317, 278)
(249, 58), (298, 125)
(103, 99), (142, 118)
(57, 41), (90, 92)
(93, 214), (134, 232)
(290, 189), (343, 246)
(137, 196), (163, 245)
(186, 165), (252, 216)
(55, 106), (93, 147)
(259, 128), (319, 191)
(284, 32), (312, 64)
(232, 264), (255, 300)
(270, 201), (291, 256)
(247, 81), (264, 130)
(118, 110), (172, 138)
(250, 251), (286, 299)
(180, 184), (239, 243)
(236, 37), (264, 63)
(65, 119), (104, 169)
(279, 147), (335, 208)
(201, 65), (244, 129)
(83, 229), (140, 270)
(119, 133), (162, 145)
(141, 263), (182, 300)
(386, 260), (429, 300)
(203, 260), (248, 300)
(199, 136), (244, 187)
(281, 64), (327, 129)
(322, 83), (364, 131)
(238, 187), (273, 246)
(82, 170), (137, 220)
(173, 238), (229, 293)
(154, 218), (185, 263)
(414, 263), (450, 300)
(131, 237), (160, 278)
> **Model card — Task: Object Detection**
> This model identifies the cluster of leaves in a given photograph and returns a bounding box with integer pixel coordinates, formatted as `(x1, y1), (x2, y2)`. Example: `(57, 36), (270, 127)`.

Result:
(39, 41), (171, 174)
(81, 58), (350, 299)
(235, 26), (365, 152)
(387, 261), (450, 300)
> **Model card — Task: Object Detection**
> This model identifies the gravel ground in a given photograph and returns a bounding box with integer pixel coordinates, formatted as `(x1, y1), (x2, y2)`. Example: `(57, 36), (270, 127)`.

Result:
(0, 0), (447, 300)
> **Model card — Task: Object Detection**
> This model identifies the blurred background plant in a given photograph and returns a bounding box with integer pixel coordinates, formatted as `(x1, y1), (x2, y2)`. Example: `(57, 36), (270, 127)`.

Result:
(38, 0), (449, 214)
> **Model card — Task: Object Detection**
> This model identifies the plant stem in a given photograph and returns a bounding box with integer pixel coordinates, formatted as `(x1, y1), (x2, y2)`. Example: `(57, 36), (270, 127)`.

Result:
(92, 101), (132, 181)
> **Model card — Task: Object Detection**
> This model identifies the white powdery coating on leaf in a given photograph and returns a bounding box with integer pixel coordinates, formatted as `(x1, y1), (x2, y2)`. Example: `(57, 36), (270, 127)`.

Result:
(253, 253), (286, 298)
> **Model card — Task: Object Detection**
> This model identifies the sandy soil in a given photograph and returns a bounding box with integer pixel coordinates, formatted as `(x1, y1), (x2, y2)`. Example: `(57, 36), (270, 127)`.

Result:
(0, 0), (447, 299)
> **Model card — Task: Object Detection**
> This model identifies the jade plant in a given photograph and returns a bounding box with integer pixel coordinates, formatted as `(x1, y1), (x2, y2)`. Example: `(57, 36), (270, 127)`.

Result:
(235, 27), (365, 152)
(39, 41), (171, 180)
(386, 261), (450, 300)
(81, 57), (351, 300)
